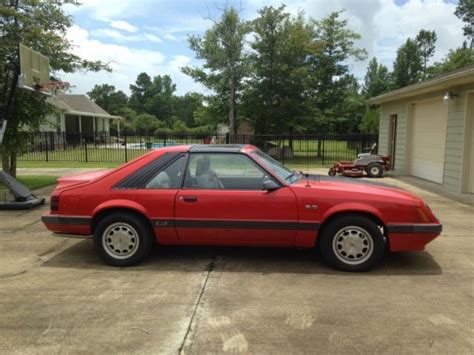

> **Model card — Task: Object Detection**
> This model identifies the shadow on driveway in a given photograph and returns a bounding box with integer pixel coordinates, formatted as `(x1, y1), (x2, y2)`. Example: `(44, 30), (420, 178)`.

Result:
(41, 239), (442, 276)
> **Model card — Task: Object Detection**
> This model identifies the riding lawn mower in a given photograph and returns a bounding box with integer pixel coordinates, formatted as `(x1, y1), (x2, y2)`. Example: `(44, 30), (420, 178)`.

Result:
(328, 143), (392, 178)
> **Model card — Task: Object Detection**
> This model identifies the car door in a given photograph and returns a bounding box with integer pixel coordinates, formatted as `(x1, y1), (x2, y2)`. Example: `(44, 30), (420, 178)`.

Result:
(174, 152), (298, 246)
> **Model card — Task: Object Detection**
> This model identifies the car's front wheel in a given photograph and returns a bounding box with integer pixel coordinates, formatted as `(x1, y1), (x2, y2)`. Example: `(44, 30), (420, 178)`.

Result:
(320, 215), (385, 271)
(93, 212), (155, 266)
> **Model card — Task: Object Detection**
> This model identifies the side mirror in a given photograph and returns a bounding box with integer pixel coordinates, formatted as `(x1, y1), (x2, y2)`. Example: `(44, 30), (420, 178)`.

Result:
(263, 179), (280, 191)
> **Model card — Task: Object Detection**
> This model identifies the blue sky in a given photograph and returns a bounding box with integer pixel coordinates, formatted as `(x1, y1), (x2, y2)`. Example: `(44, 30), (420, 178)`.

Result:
(62, 0), (464, 96)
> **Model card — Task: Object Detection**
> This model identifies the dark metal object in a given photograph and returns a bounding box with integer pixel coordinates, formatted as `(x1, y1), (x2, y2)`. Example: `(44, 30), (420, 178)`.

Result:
(0, 171), (45, 210)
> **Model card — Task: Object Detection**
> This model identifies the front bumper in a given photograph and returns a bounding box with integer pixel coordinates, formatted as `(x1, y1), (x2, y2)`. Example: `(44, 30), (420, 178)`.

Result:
(386, 223), (442, 252)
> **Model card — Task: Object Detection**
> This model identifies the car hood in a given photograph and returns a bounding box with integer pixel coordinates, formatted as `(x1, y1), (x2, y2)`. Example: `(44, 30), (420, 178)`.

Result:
(291, 175), (421, 203)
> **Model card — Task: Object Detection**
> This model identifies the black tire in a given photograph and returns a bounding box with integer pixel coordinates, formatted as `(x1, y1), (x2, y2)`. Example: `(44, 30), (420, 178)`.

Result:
(93, 212), (155, 266)
(320, 215), (385, 272)
(328, 168), (337, 176)
(366, 163), (384, 178)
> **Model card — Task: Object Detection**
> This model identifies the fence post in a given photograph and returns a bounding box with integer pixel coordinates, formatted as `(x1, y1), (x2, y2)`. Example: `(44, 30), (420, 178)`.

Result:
(281, 135), (285, 165)
(322, 138), (325, 165)
(164, 133), (167, 147)
(45, 132), (49, 162)
(124, 134), (128, 162)
(84, 136), (88, 163)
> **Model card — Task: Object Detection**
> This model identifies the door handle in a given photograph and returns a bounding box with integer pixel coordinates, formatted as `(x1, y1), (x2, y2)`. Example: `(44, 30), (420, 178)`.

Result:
(181, 196), (197, 203)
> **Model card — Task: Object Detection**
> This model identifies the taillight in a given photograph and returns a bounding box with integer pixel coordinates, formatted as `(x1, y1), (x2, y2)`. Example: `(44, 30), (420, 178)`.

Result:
(50, 196), (59, 212)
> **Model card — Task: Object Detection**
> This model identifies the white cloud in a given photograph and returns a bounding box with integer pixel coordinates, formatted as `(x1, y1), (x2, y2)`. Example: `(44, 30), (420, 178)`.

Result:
(64, 0), (151, 20)
(143, 33), (163, 44)
(373, 0), (463, 65)
(61, 25), (202, 96)
(110, 20), (137, 33)
(93, 29), (162, 43)
(279, 0), (464, 78)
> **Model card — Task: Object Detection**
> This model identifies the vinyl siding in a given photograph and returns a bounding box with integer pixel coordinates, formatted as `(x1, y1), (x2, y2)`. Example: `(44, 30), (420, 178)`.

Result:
(443, 91), (467, 193)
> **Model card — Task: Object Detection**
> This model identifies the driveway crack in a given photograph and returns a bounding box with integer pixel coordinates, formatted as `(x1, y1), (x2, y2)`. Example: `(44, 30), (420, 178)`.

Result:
(178, 255), (216, 354)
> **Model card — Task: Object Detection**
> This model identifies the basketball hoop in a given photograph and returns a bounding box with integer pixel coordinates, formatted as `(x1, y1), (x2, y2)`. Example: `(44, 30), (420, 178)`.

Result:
(34, 80), (70, 96)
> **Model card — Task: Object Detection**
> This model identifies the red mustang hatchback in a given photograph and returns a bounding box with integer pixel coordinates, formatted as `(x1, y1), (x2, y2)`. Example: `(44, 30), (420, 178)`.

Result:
(42, 145), (442, 271)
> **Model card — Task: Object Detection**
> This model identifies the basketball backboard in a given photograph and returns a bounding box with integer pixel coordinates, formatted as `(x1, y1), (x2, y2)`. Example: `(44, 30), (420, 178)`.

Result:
(18, 43), (49, 90)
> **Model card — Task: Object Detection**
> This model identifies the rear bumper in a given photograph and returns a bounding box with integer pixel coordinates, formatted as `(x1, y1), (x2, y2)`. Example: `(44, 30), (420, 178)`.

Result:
(387, 223), (442, 252)
(41, 215), (92, 235)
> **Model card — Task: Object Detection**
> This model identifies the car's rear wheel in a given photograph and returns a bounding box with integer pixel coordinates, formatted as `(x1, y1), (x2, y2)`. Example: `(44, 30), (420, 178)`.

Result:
(320, 215), (385, 271)
(366, 163), (383, 178)
(93, 212), (154, 266)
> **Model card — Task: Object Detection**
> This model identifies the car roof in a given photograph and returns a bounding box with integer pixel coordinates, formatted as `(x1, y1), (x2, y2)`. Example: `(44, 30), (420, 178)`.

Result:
(189, 144), (255, 153)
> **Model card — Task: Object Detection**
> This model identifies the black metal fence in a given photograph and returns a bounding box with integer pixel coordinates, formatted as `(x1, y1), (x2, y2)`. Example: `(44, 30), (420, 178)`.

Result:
(18, 131), (378, 167)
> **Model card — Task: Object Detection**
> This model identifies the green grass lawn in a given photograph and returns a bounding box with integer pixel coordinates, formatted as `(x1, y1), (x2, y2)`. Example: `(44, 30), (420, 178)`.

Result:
(18, 161), (120, 169)
(0, 175), (58, 190)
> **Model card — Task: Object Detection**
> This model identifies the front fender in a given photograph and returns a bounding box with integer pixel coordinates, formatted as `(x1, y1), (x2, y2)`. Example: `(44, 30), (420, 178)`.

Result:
(321, 202), (386, 225)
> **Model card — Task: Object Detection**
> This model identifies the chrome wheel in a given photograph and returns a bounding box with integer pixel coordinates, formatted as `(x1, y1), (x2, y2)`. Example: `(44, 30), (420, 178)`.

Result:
(102, 222), (140, 259)
(332, 226), (374, 265)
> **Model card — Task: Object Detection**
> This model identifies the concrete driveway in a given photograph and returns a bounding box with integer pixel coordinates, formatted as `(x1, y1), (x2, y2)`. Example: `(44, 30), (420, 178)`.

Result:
(0, 176), (473, 354)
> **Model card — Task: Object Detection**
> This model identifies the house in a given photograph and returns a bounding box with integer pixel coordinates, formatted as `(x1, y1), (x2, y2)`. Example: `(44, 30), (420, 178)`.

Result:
(370, 66), (474, 194)
(41, 94), (122, 139)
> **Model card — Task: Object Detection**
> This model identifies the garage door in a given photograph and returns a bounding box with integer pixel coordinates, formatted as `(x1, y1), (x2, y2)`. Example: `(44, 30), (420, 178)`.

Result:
(410, 99), (448, 184)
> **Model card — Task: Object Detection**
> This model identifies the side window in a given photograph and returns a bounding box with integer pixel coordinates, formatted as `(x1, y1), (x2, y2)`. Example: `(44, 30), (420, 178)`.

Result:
(145, 155), (186, 189)
(183, 153), (272, 190)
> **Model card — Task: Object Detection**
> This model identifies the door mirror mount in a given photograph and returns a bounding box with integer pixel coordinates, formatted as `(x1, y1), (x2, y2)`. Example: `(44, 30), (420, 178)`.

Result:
(262, 179), (280, 191)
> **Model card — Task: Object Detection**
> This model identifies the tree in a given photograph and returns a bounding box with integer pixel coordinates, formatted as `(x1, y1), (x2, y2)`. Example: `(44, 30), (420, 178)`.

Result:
(173, 92), (205, 128)
(129, 73), (178, 126)
(359, 108), (380, 134)
(0, 0), (108, 176)
(87, 84), (128, 115)
(133, 113), (162, 136)
(129, 72), (153, 114)
(362, 57), (391, 98)
(359, 57), (391, 136)
(455, 0), (474, 47)
(182, 7), (249, 135)
(146, 74), (176, 125)
(392, 38), (423, 88)
(431, 46), (474, 74)
(416, 30), (437, 78)
(309, 11), (367, 135)
(243, 6), (315, 135)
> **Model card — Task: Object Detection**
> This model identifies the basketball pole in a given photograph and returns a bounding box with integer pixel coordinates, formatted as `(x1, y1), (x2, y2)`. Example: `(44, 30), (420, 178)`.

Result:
(0, 0), (20, 145)
(0, 48), (20, 145)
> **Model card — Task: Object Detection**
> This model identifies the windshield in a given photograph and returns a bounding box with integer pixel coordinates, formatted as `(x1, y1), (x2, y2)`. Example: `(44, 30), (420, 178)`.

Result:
(251, 149), (299, 183)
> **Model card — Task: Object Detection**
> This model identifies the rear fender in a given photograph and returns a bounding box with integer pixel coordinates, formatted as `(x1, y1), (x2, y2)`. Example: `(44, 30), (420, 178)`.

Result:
(92, 199), (149, 218)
